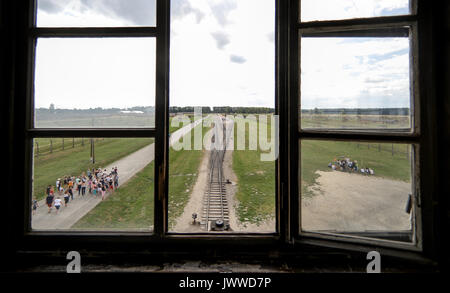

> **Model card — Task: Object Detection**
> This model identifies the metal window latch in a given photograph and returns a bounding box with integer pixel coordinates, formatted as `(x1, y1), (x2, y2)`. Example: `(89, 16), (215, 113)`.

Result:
(405, 194), (412, 214)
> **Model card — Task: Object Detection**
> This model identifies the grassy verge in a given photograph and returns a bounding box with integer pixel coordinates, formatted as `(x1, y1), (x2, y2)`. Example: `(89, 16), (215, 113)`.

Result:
(33, 138), (154, 200)
(168, 123), (211, 229)
(72, 161), (155, 230)
(232, 115), (276, 224)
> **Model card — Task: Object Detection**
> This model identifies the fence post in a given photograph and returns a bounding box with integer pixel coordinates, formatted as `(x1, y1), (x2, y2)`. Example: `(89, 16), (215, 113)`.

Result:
(392, 144), (394, 156)
(50, 139), (53, 153)
(35, 141), (39, 158)
(72, 137), (75, 148)
(62, 138), (64, 150)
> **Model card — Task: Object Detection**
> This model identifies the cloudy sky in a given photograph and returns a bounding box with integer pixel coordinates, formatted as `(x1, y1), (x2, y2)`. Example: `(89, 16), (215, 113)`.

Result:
(35, 0), (410, 109)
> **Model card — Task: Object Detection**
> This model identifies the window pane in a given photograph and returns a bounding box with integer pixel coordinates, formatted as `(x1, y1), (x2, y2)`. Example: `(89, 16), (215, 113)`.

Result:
(301, 0), (410, 22)
(168, 0), (276, 233)
(34, 38), (156, 128)
(31, 137), (154, 231)
(301, 37), (411, 130)
(300, 140), (414, 243)
(37, 0), (156, 27)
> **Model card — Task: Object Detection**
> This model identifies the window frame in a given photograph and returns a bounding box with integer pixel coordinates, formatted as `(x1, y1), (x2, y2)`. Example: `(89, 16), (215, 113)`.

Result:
(7, 0), (440, 262)
(18, 0), (283, 243)
(293, 0), (437, 255)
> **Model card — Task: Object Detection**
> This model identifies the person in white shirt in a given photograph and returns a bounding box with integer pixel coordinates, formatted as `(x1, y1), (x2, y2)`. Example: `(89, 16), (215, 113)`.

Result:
(54, 197), (62, 214)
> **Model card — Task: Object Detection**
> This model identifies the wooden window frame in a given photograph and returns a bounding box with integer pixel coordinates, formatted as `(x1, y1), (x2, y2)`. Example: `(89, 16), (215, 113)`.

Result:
(292, 0), (439, 258)
(5, 0), (441, 263)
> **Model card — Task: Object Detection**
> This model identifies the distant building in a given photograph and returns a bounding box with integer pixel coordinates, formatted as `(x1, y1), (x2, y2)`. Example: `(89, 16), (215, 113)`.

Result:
(120, 110), (144, 114)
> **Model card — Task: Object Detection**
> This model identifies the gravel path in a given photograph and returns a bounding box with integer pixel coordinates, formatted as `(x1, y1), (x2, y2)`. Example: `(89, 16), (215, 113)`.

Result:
(301, 170), (412, 232)
(31, 118), (204, 230)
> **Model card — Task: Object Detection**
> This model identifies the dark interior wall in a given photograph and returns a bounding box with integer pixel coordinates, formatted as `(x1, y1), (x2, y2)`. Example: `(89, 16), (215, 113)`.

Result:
(1, 1), (449, 271)
(436, 0), (450, 271)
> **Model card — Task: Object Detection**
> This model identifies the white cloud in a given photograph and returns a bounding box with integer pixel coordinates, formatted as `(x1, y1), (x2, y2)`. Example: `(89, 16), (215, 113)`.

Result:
(35, 0), (411, 110)
(301, 0), (409, 21)
(301, 38), (410, 109)
(35, 38), (156, 109)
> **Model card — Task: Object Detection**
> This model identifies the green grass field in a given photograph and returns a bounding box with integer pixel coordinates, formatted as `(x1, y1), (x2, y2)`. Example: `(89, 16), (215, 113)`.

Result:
(35, 113), (155, 128)
(72, 161), (155, 230)
(37, 112), (412, 230)
(301, 114), (410, 129)
(301, 140), (411, 197)
(232, 115), (276, 224)
(231, 114), (411, 224)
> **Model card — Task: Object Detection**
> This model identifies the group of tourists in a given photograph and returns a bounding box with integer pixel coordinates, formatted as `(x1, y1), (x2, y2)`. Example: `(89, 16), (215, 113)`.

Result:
(33, 167), (119, 215)
(328, 157), (374, 175)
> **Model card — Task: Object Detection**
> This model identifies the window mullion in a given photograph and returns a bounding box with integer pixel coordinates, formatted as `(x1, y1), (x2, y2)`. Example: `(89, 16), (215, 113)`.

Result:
(154, 0), (170, 237)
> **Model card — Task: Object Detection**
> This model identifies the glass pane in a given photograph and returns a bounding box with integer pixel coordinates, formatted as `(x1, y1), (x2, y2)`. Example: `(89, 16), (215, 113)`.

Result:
(34, 38), (156, 128)
(31, 137), (154, 231)
(300, 140), (414, 243)
(301, 37), (411, 130)
(301, 0), (410, 22)
(37, 0), (156, 27)
(168, 0), (276, 233)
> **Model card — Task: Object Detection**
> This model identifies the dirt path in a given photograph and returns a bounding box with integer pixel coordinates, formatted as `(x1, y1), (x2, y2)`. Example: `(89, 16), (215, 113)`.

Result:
(301, 170), (412, 232)
(32, 118), (204, 230)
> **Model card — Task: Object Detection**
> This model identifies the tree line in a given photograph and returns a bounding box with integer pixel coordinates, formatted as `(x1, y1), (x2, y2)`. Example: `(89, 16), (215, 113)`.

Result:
(169, 106), (275, 114)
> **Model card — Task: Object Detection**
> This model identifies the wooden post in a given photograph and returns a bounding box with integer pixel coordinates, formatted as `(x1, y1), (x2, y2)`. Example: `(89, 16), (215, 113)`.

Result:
(72, 137), (75, 148)
(50, 139), (53, 153)
(35, 141), (39, 158)
(392, 144), (394, 156)
(62, 138), (65, 150)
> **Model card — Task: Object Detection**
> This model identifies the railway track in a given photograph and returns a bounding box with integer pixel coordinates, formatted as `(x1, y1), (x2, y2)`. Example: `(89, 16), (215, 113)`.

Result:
(201, 117), (230, 231)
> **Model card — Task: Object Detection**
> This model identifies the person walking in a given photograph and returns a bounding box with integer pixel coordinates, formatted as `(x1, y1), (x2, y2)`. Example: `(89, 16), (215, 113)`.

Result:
(46, 192), (54, 213)
(54, 197), (62, 214)
(63, 190), (70, 207)
(76, 177), (82, 196)
(68, 185), (74, 201)
(81, 180), (86, 196)
(32, 197), (39, 215)
(101, 184), (106, 200)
